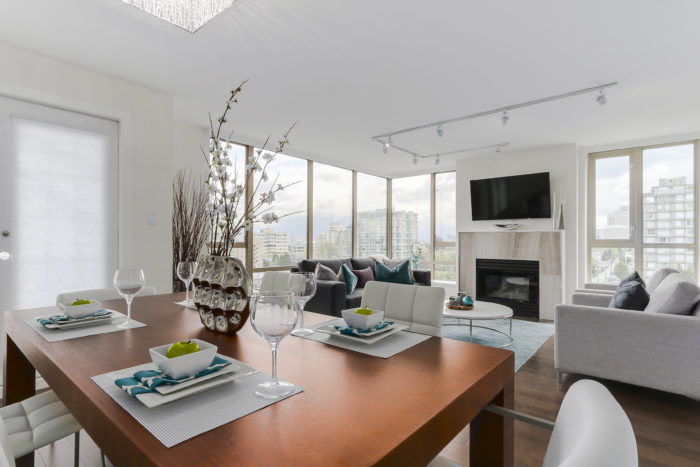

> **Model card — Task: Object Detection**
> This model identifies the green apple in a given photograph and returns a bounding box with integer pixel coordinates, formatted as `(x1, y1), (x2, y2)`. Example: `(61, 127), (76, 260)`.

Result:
(166, 340), (200, 358)
(355, 308), (374, 316)
(71, 299), (91, 306)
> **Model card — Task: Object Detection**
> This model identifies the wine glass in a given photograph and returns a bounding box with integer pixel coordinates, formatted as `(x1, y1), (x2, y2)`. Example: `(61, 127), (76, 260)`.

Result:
(113, 268), (145, 329)
(288, 272), (316, 337)
(249, 290), (299, 399)
(176, 261), (198, 304)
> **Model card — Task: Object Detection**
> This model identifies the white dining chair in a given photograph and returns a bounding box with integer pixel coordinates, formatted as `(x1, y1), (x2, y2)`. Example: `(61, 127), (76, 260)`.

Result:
(360, 281), (445, 336)
(0, 390), (81, 467)
(56, 286), (157, 304)
(259, 271), (290, 292)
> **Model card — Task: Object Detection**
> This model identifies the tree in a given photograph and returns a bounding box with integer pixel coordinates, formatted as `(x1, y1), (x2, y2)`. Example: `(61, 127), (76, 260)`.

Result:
(613, 261), (629, 280)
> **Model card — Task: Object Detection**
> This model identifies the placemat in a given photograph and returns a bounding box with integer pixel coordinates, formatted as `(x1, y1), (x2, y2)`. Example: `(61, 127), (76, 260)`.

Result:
(92, 355), (303, 448)
(298, 318), (431, 358)
(26, 310), (146, 342)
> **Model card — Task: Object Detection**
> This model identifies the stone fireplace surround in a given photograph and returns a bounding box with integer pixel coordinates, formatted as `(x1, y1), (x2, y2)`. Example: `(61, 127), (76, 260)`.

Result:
(458, 231), (562, 321)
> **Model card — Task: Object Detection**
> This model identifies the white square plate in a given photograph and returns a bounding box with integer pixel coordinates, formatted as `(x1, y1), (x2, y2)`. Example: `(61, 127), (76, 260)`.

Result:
(314, 320), (409, 345)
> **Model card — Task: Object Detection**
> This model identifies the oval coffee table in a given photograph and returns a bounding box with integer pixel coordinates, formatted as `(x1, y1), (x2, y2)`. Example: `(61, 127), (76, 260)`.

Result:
(443, 301), (513, 348)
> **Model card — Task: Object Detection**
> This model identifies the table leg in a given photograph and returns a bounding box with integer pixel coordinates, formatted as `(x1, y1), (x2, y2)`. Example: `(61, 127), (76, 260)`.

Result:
(470, 379), (514, 466)
(4, 335), (36, 467)
(469, 320), (473, 341)
(509, 317), (512, 337)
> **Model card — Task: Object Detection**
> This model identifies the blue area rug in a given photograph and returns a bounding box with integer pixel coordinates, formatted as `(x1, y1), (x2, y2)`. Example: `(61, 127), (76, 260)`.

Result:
(442, 318), (554, 371)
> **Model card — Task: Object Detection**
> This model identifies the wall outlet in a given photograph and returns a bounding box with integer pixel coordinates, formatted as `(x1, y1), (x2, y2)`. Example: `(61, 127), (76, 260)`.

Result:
(147, 212), (157, 225)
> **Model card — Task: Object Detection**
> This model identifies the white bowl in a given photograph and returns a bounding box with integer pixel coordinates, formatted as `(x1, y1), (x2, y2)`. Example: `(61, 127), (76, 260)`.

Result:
(57, 299), (102, 319)
(149, 339), (217, 379)
(341, 308), (385, 330)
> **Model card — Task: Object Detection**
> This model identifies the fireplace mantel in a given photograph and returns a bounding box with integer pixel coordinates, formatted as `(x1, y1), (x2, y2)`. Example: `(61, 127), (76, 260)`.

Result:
(458, 231), (562, 320)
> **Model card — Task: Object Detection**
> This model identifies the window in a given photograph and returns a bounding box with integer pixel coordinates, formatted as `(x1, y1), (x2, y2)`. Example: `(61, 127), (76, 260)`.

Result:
(313, 163), (352, 259)
(589, 142), (697, 283)
(253, 151), (307, 269)
(392, 175), (432, 269)
(435, 172), (457, 281)
(356, 173), (387, 256)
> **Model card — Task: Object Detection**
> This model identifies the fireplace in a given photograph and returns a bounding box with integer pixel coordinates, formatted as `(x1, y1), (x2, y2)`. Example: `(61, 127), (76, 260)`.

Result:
(475, 258), (539, 318)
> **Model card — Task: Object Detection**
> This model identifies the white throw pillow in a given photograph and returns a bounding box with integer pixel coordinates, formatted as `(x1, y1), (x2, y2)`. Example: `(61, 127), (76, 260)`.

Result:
(646, 267), (679, 294)
(645, 273), (700, 315)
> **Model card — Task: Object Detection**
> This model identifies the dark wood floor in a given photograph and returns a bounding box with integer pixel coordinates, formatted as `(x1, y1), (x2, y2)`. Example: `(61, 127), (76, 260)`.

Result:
(6, 335), (700, 466)
(439, 336), (700, 466)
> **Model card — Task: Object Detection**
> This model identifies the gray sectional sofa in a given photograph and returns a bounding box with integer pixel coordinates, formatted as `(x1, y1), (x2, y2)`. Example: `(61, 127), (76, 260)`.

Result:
(555, 269), (700, 398)
(292, 257), (431, 317)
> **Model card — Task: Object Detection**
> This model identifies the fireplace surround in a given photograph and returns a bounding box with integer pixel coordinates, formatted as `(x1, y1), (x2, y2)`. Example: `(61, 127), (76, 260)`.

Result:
(476, 258), (540, 318)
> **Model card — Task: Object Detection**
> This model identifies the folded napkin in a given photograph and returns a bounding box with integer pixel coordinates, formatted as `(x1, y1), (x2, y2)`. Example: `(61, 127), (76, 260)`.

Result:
(36, 310), (111, 327)
(333, 321), (394, 337)
(115, 356), (232, 396)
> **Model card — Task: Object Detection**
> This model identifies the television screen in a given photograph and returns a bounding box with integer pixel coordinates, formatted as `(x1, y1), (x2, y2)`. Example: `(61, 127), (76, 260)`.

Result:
(470, 172), (551, 221)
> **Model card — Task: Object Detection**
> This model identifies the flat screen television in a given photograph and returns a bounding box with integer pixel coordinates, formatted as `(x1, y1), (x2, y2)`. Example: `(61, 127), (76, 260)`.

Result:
(470, 172), (551, 221)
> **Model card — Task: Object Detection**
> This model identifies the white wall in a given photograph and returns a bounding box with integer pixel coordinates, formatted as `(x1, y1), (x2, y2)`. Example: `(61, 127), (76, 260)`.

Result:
(0, 41), (205, 294)
(455, 144), (580, 314)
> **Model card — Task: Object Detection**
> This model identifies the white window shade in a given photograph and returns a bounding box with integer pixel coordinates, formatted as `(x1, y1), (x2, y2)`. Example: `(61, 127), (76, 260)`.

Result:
(9, 117), (118, 309)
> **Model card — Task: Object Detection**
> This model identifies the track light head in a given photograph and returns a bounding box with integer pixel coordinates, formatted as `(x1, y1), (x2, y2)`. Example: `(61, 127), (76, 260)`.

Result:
(412, 155), (418, 165)
(501, 111), (509, 125)
(382, 145), (388, 154)
(495, 146), (501, 155)
(596, 89), (607, 106)
(435, 155), (440, 166)
(436, 125), (443, 137)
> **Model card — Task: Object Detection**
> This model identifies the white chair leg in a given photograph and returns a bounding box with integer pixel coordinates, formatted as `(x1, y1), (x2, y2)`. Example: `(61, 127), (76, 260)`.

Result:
(101, 451), (106, 467)
(74, 431), (79, 467)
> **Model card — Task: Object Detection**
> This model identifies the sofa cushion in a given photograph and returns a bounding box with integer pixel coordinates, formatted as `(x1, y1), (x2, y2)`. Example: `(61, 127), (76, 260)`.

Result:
(375, 260), (412, 285)
(315, 263), (339, 281)
(608, 280), (649, 311)
(691, 300), (700, 317)
(299, 258), (350, 275)
(340, 264), (358, 294)
(346, 287), (364, 308)
(619, 271), (645, 289)
(383, 257), (415, 283)
(645, 273), (700, 315)
(646, 267), (680, 294)
(350, 257), (377, 271)
(353, 267), (374, 289)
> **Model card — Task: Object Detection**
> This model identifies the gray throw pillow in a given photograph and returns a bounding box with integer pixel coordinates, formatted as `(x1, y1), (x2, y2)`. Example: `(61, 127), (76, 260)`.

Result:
(646, 267), (679, 294)
(608, 280), (649, 311)
(384, 257), (415, 283)
(315, 262), (339, 281)
(645, 273), (700, 315)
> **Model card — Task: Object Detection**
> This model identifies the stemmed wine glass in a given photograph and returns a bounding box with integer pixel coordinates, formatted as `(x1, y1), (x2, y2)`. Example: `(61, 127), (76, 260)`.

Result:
(249, 290), (299, 399)
(176, 261), (198, 304)
(288, 272), (316, 337)
(113, 268), (145, 329)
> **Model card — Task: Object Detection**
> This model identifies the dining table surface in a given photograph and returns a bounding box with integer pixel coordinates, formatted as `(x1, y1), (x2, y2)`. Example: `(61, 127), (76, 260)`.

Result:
(3, 292), (514, 466)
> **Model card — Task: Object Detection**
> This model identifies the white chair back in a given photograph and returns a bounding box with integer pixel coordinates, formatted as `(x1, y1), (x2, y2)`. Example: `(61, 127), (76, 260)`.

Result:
(259, 271), (291, 292)
(543, 380), (638, 467)
(0, 418), (16, 467)
(361, 281), (445, 336)
(56, 286), (157, 304)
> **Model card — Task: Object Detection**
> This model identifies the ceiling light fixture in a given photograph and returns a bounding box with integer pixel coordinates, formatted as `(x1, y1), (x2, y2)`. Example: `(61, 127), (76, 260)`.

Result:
(412, 154), (418, 165)
(501, 111), (510, 125)
(121, 0), (236, 33)
(495, 146), (501, 154)
(435, 155), (440, 166)
(596, 89), (607, 106)
(436, 125), (443, 137)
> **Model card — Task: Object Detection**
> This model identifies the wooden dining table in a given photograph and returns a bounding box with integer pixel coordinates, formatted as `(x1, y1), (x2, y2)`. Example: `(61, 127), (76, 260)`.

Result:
(3, 293), (514, 466)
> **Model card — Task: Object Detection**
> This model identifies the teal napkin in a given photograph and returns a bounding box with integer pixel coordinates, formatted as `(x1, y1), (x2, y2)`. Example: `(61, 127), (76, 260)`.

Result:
(333, 321), (393, 337)
(114, 356), (232, 396)
(36, 310), (111, 327)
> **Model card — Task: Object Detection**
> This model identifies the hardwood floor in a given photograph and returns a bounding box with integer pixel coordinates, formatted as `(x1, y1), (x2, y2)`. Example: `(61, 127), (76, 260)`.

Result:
(5, 334), (699, 466)
(439, 336), (700, 466)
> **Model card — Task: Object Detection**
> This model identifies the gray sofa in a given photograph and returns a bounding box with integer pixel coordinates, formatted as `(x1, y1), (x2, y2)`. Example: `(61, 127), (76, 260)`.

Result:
(555, 270), (700, 399)
(292, 257), (431, 317)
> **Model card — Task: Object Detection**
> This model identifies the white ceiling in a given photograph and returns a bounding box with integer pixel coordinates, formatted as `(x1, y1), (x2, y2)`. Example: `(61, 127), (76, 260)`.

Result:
(1, 0), (700, 177)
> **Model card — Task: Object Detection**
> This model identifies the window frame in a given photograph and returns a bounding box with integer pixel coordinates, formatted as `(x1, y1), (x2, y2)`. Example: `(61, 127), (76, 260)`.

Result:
(587, 140), (699, 282)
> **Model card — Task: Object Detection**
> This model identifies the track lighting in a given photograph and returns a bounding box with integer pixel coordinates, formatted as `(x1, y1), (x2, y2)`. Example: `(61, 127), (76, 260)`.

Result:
(412, 154), (418, 165)
(436, 125), (443, 137)
(501, 111), (509, 125)
(382, 136), (391, 154)
(382, 145), (388, 154)
(596, 89), (607, 106)
(435, 155), (440, 166)
(495, 146), (501, 155)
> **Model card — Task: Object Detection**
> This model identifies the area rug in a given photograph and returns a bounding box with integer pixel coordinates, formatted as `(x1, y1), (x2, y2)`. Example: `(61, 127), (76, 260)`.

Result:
(442, 318), (554, 371)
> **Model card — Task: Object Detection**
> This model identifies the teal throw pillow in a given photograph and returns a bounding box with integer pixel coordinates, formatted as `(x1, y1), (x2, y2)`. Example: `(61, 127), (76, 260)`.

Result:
(341, 263), (358, 294)
(375, 260), (412, 285)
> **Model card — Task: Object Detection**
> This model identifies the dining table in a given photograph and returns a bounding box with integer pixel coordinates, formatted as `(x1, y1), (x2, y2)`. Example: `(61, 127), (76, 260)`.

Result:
(3, 292), (514, 466)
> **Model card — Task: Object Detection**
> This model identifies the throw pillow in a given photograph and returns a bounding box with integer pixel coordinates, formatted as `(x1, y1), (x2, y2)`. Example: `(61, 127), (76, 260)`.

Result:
(645, 272), (700, 315)
(315, 263), (338, 281)
(375, 260), (412, 285)
(383, 257), (415, 283)
(619, 271), (645, 289)
(646, 267), (680, 294)
(352, 267), (374, 289)
(340, 263), (358, 294)
(608, 280), (649, 311)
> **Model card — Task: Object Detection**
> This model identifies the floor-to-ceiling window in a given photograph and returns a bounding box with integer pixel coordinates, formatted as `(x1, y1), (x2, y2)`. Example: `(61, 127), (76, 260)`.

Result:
(588, 142), (697, 283)
(356, 172), (387, 257)
(435, 172), (457, 281)
(312, 163), (353, 259)
(391, 175), (432, 270)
